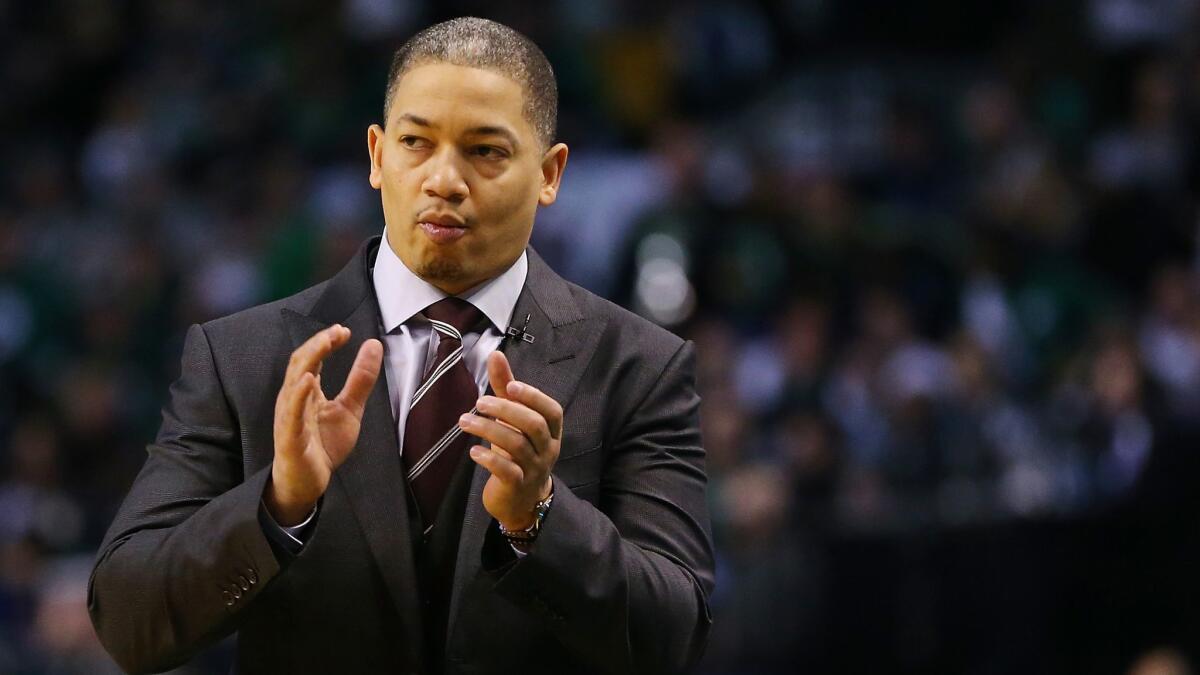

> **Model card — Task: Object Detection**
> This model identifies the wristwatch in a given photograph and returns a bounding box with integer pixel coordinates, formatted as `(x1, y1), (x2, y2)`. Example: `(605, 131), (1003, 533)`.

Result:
(499, 487), (554, 544)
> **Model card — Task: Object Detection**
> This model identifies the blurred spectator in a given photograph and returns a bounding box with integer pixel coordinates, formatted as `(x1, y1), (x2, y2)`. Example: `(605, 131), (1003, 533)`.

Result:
(3, 0), (1200, 672)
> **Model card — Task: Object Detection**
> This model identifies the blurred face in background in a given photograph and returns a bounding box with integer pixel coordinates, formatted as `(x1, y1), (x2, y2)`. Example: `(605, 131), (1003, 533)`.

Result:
(367, 62), (568, 294)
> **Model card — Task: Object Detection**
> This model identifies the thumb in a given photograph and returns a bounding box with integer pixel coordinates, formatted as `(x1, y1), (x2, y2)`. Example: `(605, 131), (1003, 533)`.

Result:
(336, 338), (383, 417)
(487, 350), (515, 399)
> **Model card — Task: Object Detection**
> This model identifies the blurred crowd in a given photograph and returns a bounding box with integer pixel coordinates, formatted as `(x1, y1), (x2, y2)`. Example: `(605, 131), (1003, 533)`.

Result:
(2, 1), (1200, 673)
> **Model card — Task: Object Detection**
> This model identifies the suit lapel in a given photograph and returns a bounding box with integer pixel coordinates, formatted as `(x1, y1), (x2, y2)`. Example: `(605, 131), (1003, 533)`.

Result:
(280, 237), (426, 651)
(446, 247), (606, 642)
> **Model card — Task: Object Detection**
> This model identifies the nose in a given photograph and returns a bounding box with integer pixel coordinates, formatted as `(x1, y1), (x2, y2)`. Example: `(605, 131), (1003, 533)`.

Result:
(421, 147), (469, 203)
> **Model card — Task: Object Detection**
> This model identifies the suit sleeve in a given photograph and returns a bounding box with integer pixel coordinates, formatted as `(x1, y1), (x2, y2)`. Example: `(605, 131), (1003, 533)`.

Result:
(87, 323), (287, 675)
(482, 339), (715, 675)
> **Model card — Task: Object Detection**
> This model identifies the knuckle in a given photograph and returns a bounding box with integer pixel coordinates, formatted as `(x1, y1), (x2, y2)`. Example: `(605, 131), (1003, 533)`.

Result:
(517, 439), (530, 455)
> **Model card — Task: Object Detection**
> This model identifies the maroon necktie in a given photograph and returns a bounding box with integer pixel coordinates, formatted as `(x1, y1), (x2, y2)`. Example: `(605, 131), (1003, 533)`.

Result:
(402, 297), (487, 531)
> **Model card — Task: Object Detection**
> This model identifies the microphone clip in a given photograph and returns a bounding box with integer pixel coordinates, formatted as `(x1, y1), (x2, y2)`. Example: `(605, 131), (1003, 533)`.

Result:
(505, 313), (536, 344)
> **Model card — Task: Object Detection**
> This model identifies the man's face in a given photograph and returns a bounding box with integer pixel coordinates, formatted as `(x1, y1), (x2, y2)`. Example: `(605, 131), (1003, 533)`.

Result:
(368, 62), (567, 295)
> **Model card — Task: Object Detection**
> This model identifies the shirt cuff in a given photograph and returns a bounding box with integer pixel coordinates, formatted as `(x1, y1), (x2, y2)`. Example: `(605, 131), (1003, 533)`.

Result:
(278, 504), (318, 542)
(259, 499), (319, 556)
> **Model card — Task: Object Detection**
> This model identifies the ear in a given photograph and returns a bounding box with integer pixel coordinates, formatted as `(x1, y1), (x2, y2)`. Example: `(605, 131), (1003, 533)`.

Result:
(538, 142), (569, 206)
(367, 124), (386, 190)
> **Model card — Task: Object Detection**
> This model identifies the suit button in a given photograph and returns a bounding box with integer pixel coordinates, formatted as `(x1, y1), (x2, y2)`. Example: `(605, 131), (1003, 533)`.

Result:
(222, 591), (235, 606)
(246, 568), (258, 584)
(230, 585), (243, 599)
(236, 575), (250, 591)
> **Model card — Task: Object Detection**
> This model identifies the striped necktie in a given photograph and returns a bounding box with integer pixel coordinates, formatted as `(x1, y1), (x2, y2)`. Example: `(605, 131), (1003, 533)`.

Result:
(402, 297), (487, 531)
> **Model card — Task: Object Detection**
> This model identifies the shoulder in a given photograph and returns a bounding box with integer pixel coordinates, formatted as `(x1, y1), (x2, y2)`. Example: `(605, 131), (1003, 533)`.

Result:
(563, 279), (689, 371)
(196, 278), (332, 345)
(172, 279), (338, 408)
(198, 235), (377, 341)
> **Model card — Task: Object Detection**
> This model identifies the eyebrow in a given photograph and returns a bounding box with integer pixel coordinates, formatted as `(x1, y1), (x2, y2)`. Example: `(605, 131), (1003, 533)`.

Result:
(397, 113), (520, 150)
(464, 125), (520, 149)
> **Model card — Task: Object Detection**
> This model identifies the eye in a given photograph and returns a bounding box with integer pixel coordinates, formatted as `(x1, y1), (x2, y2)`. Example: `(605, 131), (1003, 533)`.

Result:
(471, 145), (507, 159)
(399, 135), (430, 149)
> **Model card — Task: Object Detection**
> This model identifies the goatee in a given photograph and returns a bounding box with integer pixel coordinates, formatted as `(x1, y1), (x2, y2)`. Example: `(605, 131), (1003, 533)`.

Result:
(416, 256), (466, 284)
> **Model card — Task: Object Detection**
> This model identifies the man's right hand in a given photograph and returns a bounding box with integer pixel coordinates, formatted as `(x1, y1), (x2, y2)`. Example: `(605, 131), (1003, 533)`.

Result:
(266, 324), (384, 525)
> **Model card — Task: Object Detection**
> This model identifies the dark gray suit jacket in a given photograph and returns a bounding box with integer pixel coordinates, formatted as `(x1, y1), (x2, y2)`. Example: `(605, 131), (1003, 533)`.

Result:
(88, 237), (715, 674)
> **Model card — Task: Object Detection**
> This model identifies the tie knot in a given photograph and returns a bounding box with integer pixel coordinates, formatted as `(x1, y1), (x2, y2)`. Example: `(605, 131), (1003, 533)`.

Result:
(422, 297), (487, 339)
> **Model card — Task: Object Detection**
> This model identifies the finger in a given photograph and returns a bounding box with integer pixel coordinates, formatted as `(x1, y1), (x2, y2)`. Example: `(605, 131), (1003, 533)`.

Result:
(487, 350), (516, 400)
(307, 372), (325, 440)
(336, 339), (383, 417)
(280, 371), (314, 451)
(284, 324), (348, 395)
(459, 413), (536, 465)
(469, 445), (524, 484)
(504, 381), (564, 440)
(474, 395), (551, 452)
(285, 324), (350, 393)
(312, 372), (328, 403)
(487, 444), (515, 463)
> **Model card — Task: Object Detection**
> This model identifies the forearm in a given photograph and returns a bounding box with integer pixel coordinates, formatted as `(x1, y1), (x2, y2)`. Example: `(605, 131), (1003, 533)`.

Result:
(485, 338), (714, 673)
(485, 483), (712, 675)
(89, 465), (281, 674)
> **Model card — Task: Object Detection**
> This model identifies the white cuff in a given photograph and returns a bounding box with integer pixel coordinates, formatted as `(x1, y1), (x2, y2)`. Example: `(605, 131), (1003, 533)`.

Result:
(263, 501), (318, 546)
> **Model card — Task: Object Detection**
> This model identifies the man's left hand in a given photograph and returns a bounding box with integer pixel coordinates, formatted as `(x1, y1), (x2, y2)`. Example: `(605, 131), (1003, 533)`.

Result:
(460, 350), (560, 532)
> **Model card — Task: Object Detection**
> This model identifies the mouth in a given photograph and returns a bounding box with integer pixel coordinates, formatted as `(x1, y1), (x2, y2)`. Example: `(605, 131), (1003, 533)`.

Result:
(416, 214), (468, 245)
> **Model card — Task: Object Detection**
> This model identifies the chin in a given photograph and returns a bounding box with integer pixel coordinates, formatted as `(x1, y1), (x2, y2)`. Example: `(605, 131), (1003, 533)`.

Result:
(416, 255), (469, 286)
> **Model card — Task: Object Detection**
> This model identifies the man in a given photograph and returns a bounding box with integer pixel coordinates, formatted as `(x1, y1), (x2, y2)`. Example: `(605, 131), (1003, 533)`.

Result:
(88, 17), (714, 675)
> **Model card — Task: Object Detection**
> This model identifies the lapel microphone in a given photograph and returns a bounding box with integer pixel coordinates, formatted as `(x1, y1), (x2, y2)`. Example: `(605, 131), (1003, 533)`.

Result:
(504, 313), (536, 345)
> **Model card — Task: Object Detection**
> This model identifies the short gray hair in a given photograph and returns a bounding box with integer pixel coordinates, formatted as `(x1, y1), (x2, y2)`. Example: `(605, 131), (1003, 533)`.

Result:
(383, 17), (558, 148)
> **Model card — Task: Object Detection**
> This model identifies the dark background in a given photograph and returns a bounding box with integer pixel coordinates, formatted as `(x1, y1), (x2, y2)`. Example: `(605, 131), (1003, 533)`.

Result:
(2, 1), (1199, 673)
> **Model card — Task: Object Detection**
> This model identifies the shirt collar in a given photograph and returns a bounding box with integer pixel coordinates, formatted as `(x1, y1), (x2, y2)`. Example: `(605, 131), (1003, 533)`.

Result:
(372, 227), (528, 334)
